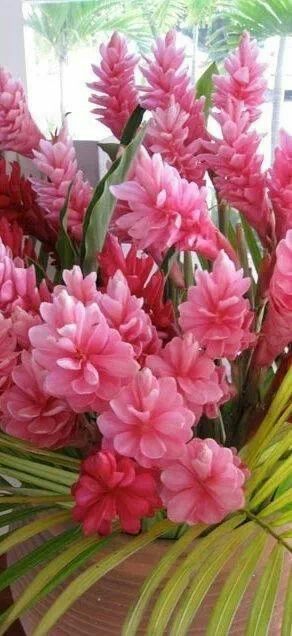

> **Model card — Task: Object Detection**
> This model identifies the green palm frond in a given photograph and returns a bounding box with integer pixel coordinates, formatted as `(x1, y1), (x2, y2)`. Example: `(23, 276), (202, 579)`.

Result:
(0, 367), (291, 635)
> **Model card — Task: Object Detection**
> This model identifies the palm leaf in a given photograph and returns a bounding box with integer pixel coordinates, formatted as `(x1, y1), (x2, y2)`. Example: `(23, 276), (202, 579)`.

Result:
(0, 367), (291, 633)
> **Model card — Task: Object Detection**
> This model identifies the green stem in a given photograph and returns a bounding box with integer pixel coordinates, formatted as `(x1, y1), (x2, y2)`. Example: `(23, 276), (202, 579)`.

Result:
(183, 251), (194, 289)
(243, 509), (292, 553)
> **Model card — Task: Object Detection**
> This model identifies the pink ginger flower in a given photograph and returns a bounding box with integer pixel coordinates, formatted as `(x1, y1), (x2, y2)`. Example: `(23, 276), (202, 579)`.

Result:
(0, 352), (79, 448)
(0, 316), (18, 392)
(29, 290), (139, 413)
(147, 334), (223, 422)
(204, 365), (236, 419)
(98, 368), (194, 468)
(161, 438), (247, 525)
(255, 229), (292, 366)
(199, 100), (270, 241)
(88, 32), (139, 139)
(98, 235), (174, 332)
(213, 31), (267, 122)
(11, 307), (42, 349)
(55, 266), (99, 305)
(111, 149), (223, 259)
(97, 270), (160, 360)
(268, 130), (292, 242)
(72, 450), (161, 536)
(31, 124), (92, 240)
(0, 67), (43, 157)
(179, 250), (255, 360)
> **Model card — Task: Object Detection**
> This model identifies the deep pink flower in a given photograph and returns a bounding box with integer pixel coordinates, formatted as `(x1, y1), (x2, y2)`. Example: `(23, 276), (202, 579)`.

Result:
(99, 368), (194, 467)
(29, 290), (139, 413)
(204, 365), (236, 419)
(268, 130), (292, 242)
(98, 235), (174, 332)
(179, 250), (255, 360)
(213, 31), (267, 122)
(55, 266), (98, 305)
(0, 218), (35, 261)
(0, 351), (79, 448)
(255, 229), (292, 365)
(97, 270), (160, 359)
(199, 100), (270, 241)
(11, 307), (42, 349)
(0, 67), (43, 157)
(147, 334), (223, 421)
(88, 32), (139, 139)
(31, 124), (92, 240)
(72, 450), (161, 535)
(161, 438), (247, 525)
(0, 316), (18, 392)
(111, 148), (222, 258)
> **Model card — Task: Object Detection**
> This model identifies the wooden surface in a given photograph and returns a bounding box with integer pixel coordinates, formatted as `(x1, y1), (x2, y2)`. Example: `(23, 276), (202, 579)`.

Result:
(0, 555), (25, 635)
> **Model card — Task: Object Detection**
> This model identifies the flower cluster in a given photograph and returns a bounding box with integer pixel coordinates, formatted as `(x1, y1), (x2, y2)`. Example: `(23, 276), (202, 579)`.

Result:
(1, 28), (291, 540)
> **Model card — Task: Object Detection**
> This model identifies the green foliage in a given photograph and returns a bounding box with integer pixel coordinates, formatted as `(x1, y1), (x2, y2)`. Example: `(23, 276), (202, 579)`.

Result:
(56, 183), (78, 274)
(0, 368), (290, 633)
(196, 61), (218, 117)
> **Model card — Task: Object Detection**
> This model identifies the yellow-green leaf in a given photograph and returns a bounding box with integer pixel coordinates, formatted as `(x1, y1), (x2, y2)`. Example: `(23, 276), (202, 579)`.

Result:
(0, 510), (71, 558)
(246, 544), (284, 636)
(282, 569), (292, 636)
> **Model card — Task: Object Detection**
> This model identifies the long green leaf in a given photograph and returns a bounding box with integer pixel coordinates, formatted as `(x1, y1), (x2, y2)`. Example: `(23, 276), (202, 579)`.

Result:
(83, 125), (145, 273)
(246, 544), (284, 636)
(56, 182), (77, 272)
(169, 523), (256, 636)
(250, 454), (292, 509)
(122, 524), (206, 635)
(32, 520), (173, 635)
(282, 569), (292, 636)
(0, 510), (71, 557)
(120, 104), (145, 146)
(0, 506), (53, 533)
(240, 214), (262, 271)
(205, 531), (267, 635)
(0, 452), (76, 487)
(196, 61), (218, 118)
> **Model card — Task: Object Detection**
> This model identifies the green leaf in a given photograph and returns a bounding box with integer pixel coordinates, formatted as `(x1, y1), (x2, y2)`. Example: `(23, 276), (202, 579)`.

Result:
(0, 506), (54, 533)
(246, 544), (284, 636)
(0, 510), (71, 558)
(205, 531), (267, 635)
(120, 105), (145, 146)
(32, 520), (173, 635)
(169, 522), (256, 636)
(56, 183), (77, 272)
(282, 569), (292, 636)
(122, 524), (206, 635)
(0, 452), (76, 488)
(83, 125), (145, 273)
(240, 214), (262, 271)
(26, 258), (47, 285)
(0, 527), (81, 593)
(196, 61), (218, 118)
(250, 454), (292, 509)
(97, 141), (119, 161)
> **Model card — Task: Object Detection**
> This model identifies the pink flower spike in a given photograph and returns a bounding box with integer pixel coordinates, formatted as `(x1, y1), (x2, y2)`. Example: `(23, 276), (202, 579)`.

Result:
(98, 368), (194, 468)
(0, 351), (79, 448)
(0, 316), (18, 392)
(0, 67), (43, 157)
(161, 438), (248, 525)
(72, 450), (161, 536)
(88, 32), (139, 139)
(96, 270), (161, 360)
(179, 250), (256, 360)
(55, 266), (98, 305)
(29, 290), (139, 413)
(268, 130), (292, 242)
(255, 229), (292, 366)
(213, 31), (267, 121)
(147, 333), (223, 421)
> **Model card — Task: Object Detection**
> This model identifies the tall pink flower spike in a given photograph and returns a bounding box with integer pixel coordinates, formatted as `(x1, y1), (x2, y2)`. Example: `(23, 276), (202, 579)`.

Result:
(268, 130), (292, 242)
(0, 67), (43, 157)
(140, 31), (206, 184)
(255, 229), (292, 366)
(179, 250), (255, 360)
(88, 32), (139, 139)
(31, 122), (92, 240)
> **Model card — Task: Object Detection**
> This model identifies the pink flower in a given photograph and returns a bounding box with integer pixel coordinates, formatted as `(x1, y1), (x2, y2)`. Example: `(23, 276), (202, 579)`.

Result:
(0, 218), (35, 262)
(111, 148), (221, 259)
(268, 130), (292, 242)
(55, 266), (98, 305)
(0, 67), (43, 157)
(204, 365), (236, 419)
(97, 270), (160, 359)
(0, 352), (79, 448)
(147, 334), (223, 421)
(98, 368), (194, 468)
(88, 32), (139, 139)
(98, 235), (174, 332)
(11, 307), (42, 349)
(72, 450), (161, 536)
(213, 32), (267, 122)
(199, 100), (270, 242)
(0, 316), (18, 392)
(161, 438), (247, 525)
(255, 229), (292, 366)
(31, 124), (92, 240)
(29, 290), (139, 413)
(179, 251), (255, 360)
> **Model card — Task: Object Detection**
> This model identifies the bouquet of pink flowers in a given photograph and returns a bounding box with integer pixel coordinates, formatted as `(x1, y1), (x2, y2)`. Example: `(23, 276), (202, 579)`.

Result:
(0, 30), (291, 635)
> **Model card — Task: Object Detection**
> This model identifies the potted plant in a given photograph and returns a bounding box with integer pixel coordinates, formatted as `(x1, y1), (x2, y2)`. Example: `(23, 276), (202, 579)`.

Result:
(0, 30), (291, 635)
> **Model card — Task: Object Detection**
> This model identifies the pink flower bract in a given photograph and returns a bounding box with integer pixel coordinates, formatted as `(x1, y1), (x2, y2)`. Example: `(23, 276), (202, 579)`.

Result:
(179, 250), (255, 360)
(161, 438), (247, 525)
(72, 450), (161, 535)
(98, 368), (194, 467)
